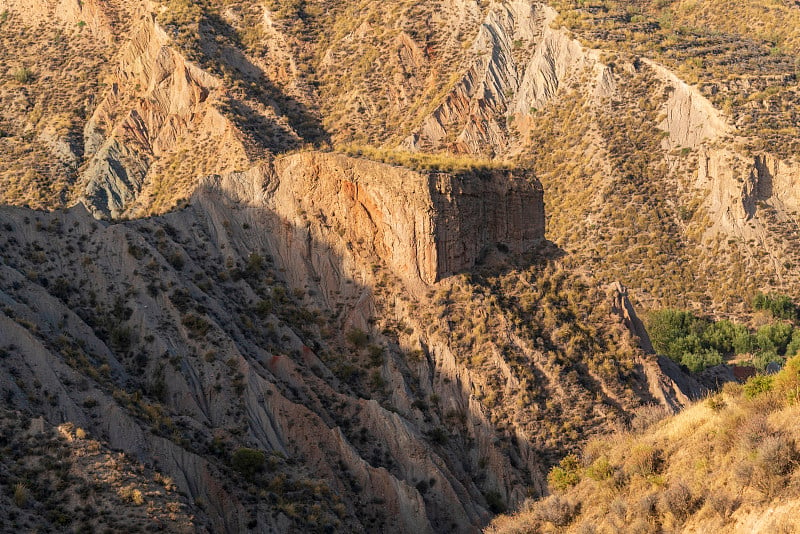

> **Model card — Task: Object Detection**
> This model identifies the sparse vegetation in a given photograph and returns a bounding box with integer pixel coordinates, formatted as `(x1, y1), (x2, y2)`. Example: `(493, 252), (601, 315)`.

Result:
(488, 353), (800, 533)
(231, 447), (266, 478)
(3, 0), (800, 532)
(337, 144), (512, 173)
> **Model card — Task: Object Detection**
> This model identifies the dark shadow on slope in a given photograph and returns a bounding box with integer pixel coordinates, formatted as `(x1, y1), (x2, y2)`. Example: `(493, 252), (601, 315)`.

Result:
(194, 13), (329, 151)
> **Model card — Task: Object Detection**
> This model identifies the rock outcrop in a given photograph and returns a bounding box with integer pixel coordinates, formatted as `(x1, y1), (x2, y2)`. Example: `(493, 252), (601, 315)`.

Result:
(696, 148), (800, 285)
(264, 152), (544, 287)
(610, 282), (705, 412)
(644, 59), (729, 152)
(403, 2), (612, 156)
(80, 15), (246, 217)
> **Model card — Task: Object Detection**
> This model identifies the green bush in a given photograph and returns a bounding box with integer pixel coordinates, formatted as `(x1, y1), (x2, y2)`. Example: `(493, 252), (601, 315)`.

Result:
(231, 448), (266, 478)
(755, 323), (794, 355)
(752, 350), (782, 372)
(743, 375), (775, 399)
(704, 320), (749, 354)
(13, 67), (33, 84)
(753, 292), (798, 321)
(646, 309), (700, 360)
(586, 456), (613, 481)
(681, 348), (722, 372)
(548, 454), (581, 491)
(786, 330), (800, 358)
(647, 308), (799, 372)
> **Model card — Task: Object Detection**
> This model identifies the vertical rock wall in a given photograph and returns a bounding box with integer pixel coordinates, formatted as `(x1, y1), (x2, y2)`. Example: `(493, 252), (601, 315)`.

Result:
(271, 153), (545, 287)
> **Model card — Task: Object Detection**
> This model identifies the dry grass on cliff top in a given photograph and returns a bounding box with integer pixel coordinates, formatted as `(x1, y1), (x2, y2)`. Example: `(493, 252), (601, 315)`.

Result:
(486, 355), (800, 534)
(337, 144), (514, 173)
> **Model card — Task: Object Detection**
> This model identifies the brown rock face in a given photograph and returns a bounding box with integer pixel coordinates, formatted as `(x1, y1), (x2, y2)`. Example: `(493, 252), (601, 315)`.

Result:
(429, 170), (544, 282)
(270, 152), (544, 287)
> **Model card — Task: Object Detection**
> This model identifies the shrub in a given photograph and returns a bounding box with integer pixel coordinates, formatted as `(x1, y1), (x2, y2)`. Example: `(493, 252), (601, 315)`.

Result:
(658, 480), (697, 520)
(167, 252), (185, 270)
(110, 326), (133, 352)
(548, 454), (581, 491)
(681, 347), (722, 372)
(131, 489), (144, 506)
(755, 322), (794, 355)
(708, 490), (739, 520)
(535, 495), (579, 527)
(743, 375), (774, 399)
(757, 434), (796, 478)
(752, 350), (781, 372)
(245, 253), (264, 277)
(254, 299), (273, 317)
(774, 354), (800, 403)
(346, 328), (369, 348)
(749, 433), (797, 497)
(13, 67), (33, 84)
(629, 404), (670, 432)
(13, 483), (29, 507)
(484, 490), (506, 514)
(786, 330), (800, 358)
(706, 394), (726, 412)
(231, 448), (266, 478)
(753, 292), (798, 321)
(118, 486), (144, 505)
(624, 445), (661, 477)
(181, 313), (211, 338)
(427, 427), (449, 445)
(585, 457), (613, 481)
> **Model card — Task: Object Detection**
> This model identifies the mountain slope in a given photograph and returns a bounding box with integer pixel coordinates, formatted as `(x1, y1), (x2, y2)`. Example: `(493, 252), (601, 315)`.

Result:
(0, 153), (698, 531)
(1, 0), (799, 532)
(487, 356), (800, 533)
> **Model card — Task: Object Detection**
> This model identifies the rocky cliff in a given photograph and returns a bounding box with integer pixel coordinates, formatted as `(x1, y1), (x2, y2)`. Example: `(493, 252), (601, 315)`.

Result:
(80, 15), (244, 218)
(266, 152), (544, 286)
(0, 150), (695, 532)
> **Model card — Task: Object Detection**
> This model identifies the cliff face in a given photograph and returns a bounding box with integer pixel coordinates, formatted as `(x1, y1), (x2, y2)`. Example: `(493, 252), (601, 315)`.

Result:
(697, 149), (800, 286)
(266, 153), (544, 287)
(402, 2), (609, 156)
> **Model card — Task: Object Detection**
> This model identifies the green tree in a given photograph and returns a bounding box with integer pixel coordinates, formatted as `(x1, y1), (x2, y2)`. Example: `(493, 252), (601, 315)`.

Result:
(647, 309), (699, 360)
(753, 292), (798, 321)
(755, 323), (794, 355)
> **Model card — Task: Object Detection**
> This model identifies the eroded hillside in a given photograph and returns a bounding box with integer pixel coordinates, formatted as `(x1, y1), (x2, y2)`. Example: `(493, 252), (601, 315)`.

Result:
(1, 0), (799, 532)
(0, 152), (698, 532)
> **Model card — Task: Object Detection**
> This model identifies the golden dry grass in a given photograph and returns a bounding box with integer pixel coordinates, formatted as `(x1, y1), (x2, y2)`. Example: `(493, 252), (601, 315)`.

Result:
(487, 356), (800, 533)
